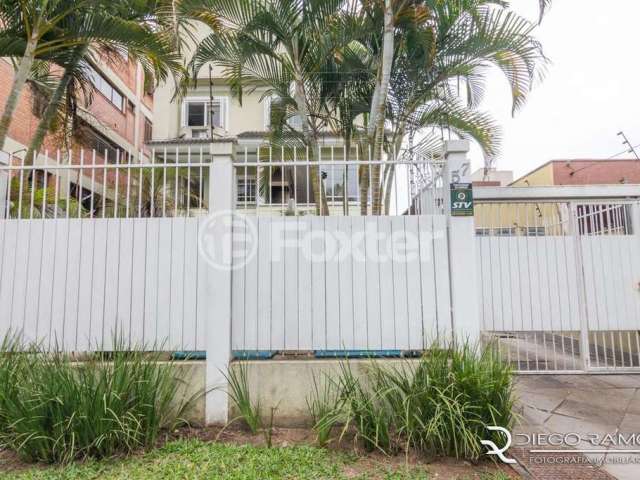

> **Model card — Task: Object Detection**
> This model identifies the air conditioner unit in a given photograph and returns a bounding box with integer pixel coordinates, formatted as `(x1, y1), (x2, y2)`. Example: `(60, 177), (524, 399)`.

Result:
(191, 129), (210, 139)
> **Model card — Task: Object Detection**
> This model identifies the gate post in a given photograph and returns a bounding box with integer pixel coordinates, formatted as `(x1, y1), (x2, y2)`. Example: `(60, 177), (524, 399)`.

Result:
(205, 140), (236, 425)
(444, 140), (481, 347)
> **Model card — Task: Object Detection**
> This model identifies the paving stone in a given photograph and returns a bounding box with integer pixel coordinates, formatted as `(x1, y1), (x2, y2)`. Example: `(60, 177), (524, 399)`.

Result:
(514, 388), (569, 413)
(623, 390), (640, 417)
(597, 376), (640, 389)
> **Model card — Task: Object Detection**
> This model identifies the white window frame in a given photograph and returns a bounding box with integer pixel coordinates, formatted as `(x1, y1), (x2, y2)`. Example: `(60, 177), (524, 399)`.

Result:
(181, 96), (229, 130)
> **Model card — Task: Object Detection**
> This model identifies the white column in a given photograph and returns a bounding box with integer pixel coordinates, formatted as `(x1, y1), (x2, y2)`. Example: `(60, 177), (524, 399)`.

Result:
(444, 140), (481, 347)
(205, 140), (236, 424)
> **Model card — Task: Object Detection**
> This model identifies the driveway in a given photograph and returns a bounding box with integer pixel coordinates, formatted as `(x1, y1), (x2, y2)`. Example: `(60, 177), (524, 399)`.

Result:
(512, 375), (640, 480)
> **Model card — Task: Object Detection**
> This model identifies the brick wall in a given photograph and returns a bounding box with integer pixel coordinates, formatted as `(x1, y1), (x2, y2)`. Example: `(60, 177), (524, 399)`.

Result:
(0, 60), (58, 155)
(552, 160), (640, 185)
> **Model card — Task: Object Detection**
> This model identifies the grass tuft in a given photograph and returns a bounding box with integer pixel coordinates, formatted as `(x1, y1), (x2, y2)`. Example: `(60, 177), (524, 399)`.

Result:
(0, 334), (194, 464)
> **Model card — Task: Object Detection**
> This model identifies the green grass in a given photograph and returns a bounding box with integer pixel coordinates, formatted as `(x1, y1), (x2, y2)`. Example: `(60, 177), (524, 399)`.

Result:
(0, 439), (511, 480)
(0, 440), (395, 479)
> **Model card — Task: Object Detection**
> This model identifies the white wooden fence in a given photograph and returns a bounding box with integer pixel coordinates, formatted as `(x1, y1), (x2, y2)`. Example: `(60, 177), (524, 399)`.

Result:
(230, 215), (451, 352)
(0, 144), (453, 356)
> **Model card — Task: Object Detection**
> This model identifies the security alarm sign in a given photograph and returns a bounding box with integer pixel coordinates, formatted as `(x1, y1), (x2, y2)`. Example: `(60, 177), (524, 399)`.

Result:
(450, 183), (474, 216)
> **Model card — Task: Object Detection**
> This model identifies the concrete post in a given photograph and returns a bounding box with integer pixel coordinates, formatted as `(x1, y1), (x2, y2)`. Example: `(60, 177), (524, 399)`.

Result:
(444, 140), (481, 347)
(205, 140), (236, 425)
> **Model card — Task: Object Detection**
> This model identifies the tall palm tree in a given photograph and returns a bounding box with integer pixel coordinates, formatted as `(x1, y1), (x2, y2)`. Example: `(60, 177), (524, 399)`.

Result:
(22, 3), (182, 165)
(338, 0), (548, 214)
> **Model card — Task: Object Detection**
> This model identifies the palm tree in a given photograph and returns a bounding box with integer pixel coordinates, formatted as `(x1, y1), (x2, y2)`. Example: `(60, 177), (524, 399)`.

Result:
(0, 0), (97, 150)
(189, 0), (362, 215)
(22, 3), (183, 165)
(335, 0), (548, 214)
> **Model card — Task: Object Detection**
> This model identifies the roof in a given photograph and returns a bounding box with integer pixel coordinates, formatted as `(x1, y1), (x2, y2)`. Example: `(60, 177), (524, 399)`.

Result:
(512, 159), (640, 186)
(146, 137), (238, 146)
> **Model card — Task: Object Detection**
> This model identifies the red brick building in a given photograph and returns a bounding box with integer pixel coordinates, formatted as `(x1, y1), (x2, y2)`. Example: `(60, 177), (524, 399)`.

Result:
(0, 54), (154, 164)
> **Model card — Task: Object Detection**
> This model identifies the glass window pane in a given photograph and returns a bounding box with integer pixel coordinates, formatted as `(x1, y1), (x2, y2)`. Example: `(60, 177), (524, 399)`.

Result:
(187, 102), (206, 126)
(210, 103), (223, 128)
(112, 90), (123, 110)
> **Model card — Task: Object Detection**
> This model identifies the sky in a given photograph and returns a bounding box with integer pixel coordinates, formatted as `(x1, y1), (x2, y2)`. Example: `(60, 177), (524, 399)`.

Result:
(468, 0), (640, 179)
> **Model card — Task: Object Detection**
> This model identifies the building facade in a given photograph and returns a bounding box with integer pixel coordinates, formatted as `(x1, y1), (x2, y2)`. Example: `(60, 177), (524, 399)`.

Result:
(0, 54), (153, 164)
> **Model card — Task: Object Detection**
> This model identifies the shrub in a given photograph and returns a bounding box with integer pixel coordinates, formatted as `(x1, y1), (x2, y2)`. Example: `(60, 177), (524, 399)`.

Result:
(224, 362), (277, 446)
(0, 335), (193, 464)
(329, 341), (514, 461)
(305, 373), (344, 447)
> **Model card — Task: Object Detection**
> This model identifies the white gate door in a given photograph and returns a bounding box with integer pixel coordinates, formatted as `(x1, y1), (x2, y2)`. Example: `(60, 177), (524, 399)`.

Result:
(476, 199), (640, 373)
(577, 202), (640, 371)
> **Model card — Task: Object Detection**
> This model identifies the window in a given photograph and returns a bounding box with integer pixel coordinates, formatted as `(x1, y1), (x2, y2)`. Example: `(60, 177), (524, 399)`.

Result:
(143, 117), (153, 143)
(322, 164), (358, 202)
(237, 178), (257, 203)
(84, 127), (123, 163)
(187, 102), (206, 126)
(182, 97), (227, 129)
(475, 228), (491, 236)
(88, 65), (125, 111)
(264, 95), (302, 131)
(526, 226), (546, 237)
(494, 227), (516, 236)
(577, 204), (632, 235)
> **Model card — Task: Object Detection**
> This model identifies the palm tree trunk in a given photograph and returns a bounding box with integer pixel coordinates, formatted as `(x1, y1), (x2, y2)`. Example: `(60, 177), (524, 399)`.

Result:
(0, 34), (39, 151)
(371, 0), (394, 215)
(24, 44), (87, 165)
(382, 163), (394, 214)
(342, 139), (351, 216)
(359, 163), (369, 215)
(292, 60), (328, 215)
(23, 70), (72, 165)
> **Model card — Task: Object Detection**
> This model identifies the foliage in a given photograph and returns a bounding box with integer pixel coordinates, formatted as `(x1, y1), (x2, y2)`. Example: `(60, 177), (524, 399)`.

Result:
(7, 176), (88, 218)
(305, 373), (344, 447)
(223, 362), (278, 446)
(310, 341), (514, 461)
(224, 362), (262, 434)
(187, 0), (549, 214)
(0, 335), (194, 464)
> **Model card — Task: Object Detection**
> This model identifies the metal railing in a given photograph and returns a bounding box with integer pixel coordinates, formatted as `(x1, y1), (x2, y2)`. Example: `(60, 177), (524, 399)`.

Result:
(234, 144), (444, 216)
(0, 148), (211, 220)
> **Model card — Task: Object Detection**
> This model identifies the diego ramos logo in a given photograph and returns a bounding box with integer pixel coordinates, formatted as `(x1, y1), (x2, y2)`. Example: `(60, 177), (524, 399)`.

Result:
(481, 426), (516, 464)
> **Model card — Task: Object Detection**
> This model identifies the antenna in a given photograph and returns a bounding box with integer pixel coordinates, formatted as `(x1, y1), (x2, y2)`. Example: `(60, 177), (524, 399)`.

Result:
(617, 131), (640, 160)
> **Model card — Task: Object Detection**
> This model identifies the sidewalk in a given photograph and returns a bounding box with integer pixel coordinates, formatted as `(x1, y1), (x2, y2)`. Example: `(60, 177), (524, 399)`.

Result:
(513, 375), (640, 480)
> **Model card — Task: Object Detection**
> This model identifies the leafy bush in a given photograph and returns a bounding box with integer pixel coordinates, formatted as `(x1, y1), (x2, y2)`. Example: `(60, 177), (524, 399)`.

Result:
(0, 335), (193, 464)
(310, 341), (514, 461)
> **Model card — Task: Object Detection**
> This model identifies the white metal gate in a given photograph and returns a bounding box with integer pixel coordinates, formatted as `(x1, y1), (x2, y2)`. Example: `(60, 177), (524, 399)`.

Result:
(475, 188), (640, 373)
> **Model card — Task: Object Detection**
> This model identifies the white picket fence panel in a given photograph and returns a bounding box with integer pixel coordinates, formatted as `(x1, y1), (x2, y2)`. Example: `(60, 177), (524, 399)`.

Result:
(231, 215), (451, 352)
(0, 217), (208, 351)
